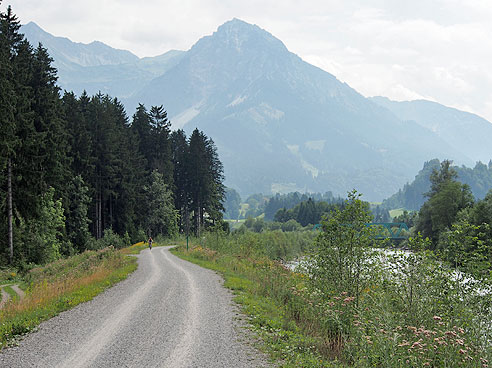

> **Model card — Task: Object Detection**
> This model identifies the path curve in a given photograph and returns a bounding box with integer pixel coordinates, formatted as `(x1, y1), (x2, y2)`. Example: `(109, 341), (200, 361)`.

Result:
(0, 247), (272, 368)
(0, 284), (25, 309)
(10, 285), (25, 299)
(0, 288), (9, 308)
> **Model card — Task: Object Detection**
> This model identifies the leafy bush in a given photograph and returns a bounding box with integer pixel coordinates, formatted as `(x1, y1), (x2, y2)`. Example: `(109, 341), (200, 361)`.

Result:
(180, 190), (492, 367)
(299, 191), (492, 366)
(201, 228), (316, 261)
(281, 219), (302, 232)
(86, 229), (130, 250)
(16, 188), (65, 265)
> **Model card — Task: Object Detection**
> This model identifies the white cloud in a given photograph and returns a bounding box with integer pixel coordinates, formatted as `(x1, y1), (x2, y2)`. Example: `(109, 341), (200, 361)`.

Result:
(4, 0), (492, 122)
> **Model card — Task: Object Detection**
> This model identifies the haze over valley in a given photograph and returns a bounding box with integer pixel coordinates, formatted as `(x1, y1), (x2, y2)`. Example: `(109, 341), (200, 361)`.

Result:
(21, 19), (492, 201)
(5, 4), (492, 367)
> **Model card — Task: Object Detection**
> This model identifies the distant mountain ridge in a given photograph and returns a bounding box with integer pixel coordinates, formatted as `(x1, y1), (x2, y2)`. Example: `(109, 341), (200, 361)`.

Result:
(21, 22), (185, 98)
(371, 97), (492, 163)
(21, 22), (139, 68)
(20, 19), (492, 201)
(383, 159), (492, 211)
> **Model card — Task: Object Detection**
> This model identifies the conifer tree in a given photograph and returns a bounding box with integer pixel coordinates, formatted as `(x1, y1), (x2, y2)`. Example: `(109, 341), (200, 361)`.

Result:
(149, 105), (173, 184)
(187, 129), (225, 235)
(30, 44), (70, 197)
(0, 4), (18, 263)
(131, 103), (152, 169)
(0, 4), (227, 263)
(171, 129), (190, 232)
(64, 175), (91, 253)
(62, 91), (94, 181)
(0, 6), (47, 263)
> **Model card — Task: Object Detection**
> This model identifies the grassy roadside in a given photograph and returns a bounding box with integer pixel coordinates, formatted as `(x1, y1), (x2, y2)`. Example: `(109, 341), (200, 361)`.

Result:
(0, 242), (148, 349)
(171, 244), (341, 368)
(173, 230), (492, 368)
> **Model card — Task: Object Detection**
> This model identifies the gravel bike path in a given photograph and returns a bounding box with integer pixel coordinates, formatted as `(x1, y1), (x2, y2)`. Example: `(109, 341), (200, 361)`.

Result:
(0, 246), (272, 368)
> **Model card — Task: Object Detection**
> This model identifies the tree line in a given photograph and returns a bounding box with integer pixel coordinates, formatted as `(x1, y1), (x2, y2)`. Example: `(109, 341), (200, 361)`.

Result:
(222, 190), (340, 221)
(383, 158), (492, 211)
(396, 160), (492, 278)
(273, 198), (343, 226)
(0, 5), (225, 266)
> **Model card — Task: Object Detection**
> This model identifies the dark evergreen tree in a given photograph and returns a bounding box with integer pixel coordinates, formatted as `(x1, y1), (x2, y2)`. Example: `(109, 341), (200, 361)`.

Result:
(0, 5), (227, 265)
(62, 91), (94, 182)
(372, 205), (391, 222)
(264, 194), (282, 221)
(171, 129), (190, 233)
(148, 105), (173, 184)
(0, 4), (19, 263)
(131, 103), (152, 165)
(30, 44), (71, 196)
(1, 6), (70, 263)
(273, 198), (345, 226)
(187, 129), (225, 235)
(111, 99), (147, 238)
(64, 175), (91, 253)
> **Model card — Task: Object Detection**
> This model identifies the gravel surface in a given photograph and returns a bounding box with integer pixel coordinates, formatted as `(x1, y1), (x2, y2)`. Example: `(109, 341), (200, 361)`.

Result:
(0, 288), (9, 308)
(0, 247), (273, 368)
(10, 285), (25, 299)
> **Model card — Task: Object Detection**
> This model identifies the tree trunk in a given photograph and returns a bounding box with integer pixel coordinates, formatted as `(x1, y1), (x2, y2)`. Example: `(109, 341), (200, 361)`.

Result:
(94, 195), (98, 239)
(97, 190), (102, 239)
(7, 157), (13, 264)
(197, 200), (201, 238)
(95, 186), (102, 240)
(109, 193), (113, 229)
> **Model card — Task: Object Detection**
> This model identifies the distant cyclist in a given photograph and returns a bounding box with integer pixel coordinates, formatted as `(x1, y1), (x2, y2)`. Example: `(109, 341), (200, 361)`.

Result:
(148, 236), (153, 250)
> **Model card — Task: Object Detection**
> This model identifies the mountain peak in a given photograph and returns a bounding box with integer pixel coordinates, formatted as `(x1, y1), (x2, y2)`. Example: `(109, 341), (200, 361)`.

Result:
(22, 21), (49, 36)
(217, 18), (259, 33)
(192, 18), (288, 55)
(23, 21), (41, 29)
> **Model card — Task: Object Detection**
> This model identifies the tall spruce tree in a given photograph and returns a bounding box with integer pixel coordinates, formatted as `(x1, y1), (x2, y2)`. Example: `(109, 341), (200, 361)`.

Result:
(0, 4), (227, 264)
(0, 4), (19, 263)
(111, 98), (147, 237)
(148, 105), (173, 184)
(171, 129), (190, 233)
(62, 91), (94, 181)
(30, 44), (70, 196)
(1, 6), (72, 263)
(187, 129), (225, 235)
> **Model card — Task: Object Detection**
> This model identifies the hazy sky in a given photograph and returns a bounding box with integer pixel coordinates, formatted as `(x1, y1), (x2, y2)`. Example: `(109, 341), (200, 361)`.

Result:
(5, 0), (492, 122)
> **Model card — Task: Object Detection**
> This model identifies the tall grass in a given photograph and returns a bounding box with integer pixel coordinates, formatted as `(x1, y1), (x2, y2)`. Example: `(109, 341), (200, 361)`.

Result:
(174, 228), (492, 367)
(0, 246), (138, 348)
(173, 231), (337, 367)
(196, 229), (316, 260)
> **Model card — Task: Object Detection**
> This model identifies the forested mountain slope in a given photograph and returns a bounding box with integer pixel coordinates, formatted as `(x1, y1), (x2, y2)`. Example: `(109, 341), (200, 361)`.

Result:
(125, 19), (471, 200)
(383, 159), (492, 211)
(22, 19), (492, 201)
